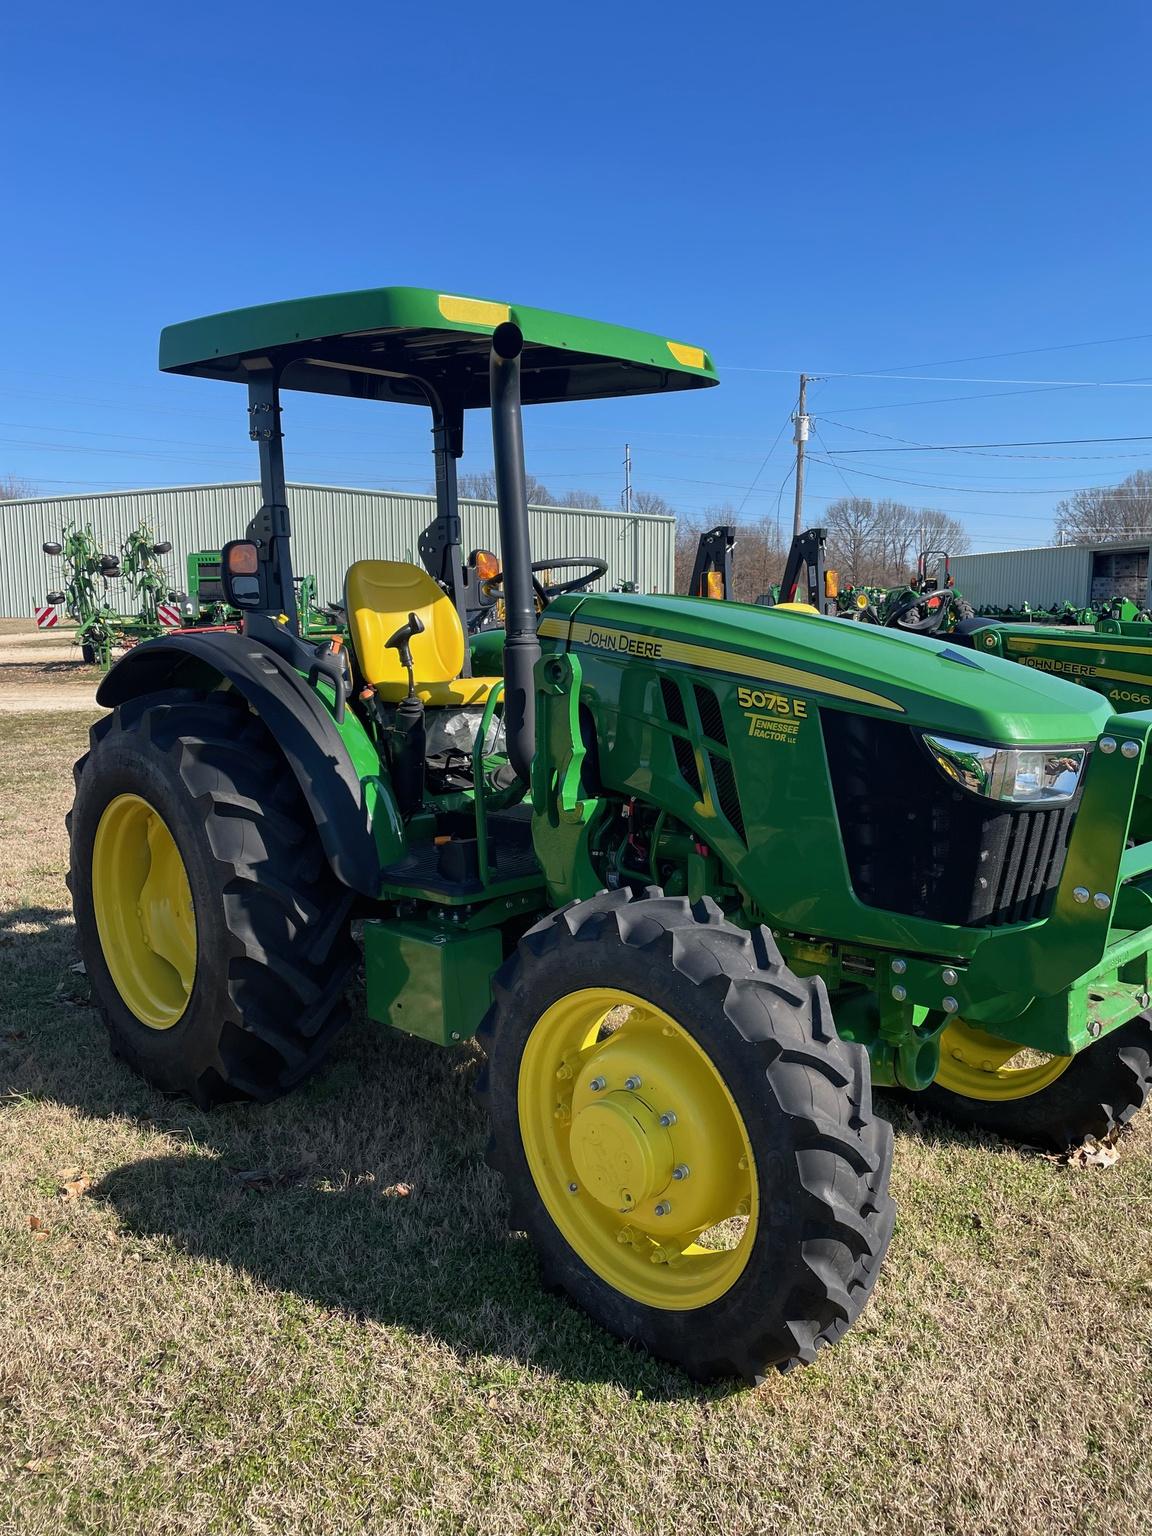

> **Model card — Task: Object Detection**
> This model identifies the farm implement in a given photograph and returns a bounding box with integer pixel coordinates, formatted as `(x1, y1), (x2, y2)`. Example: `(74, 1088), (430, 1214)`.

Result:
(67, 287), (1152, 1382)
(40, 522), (182, 665)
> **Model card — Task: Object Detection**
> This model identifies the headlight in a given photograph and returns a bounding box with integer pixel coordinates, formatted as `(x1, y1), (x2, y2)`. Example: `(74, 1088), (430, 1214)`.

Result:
(923, 734), (1086, 804)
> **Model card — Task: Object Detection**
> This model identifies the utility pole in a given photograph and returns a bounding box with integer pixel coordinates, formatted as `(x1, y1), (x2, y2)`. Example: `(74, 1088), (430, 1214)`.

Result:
(792, 375), (810, 538)
(622, 443), (638, 587)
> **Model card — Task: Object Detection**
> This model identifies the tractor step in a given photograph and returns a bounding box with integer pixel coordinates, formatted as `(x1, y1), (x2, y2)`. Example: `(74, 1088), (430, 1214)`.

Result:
(379, 804), (542, 901)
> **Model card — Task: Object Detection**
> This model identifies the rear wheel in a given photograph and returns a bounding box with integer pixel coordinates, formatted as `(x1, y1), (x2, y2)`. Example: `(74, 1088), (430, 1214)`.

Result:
(918, 1014), (1152, 1148)
(478, 887), (894, 1381)
(68, 689), (357, 1105)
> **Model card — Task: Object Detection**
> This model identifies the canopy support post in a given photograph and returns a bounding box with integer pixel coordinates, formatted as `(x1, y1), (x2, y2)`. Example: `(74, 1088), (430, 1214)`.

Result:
(245, 367), (298, 634)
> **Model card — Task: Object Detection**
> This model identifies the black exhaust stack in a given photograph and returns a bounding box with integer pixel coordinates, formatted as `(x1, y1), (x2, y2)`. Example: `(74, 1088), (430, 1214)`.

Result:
(490, 322), (539, 783)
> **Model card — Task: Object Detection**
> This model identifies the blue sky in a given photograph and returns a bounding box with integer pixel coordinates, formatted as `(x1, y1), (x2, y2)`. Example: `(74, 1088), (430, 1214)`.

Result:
(2, 1), (1150, 551)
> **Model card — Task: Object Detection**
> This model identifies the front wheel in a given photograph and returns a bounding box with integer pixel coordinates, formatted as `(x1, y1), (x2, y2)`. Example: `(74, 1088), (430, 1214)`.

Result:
(917, 1014), (1152, 1148)
(477, 888), (894, 1382)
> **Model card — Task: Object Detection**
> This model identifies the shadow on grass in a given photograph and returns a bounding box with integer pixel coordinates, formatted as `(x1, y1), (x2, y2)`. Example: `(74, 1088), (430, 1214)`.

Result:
(0, 911), (723, 1399)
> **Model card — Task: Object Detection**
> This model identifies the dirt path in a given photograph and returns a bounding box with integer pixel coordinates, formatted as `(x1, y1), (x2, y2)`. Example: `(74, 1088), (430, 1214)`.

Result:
(0, 685), (99, 714)
(0, 641), (102, 714)
(0, 641), (80, 665)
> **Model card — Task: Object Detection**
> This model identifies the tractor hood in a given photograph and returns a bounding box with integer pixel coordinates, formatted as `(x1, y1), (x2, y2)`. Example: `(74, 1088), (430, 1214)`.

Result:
(540, 593), (1110, 746)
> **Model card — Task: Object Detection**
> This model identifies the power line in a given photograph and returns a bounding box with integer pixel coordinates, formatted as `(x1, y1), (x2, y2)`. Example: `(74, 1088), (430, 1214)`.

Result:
(856, 330), (1152, 376)
(725, 367), (1152, 388)
(820, 424), (1152, 454)
(806, 454), (1152, 498)
(735, 407), (797, 515)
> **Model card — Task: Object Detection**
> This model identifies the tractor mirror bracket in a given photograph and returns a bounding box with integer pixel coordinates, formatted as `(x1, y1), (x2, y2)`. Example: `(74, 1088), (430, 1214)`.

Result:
(221, 539), (265, 610)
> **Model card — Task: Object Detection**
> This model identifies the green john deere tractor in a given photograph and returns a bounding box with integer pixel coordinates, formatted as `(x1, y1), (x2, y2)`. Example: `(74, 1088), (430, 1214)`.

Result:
(960, 609), (1152, 716)
(68, 287), (1152, 1383)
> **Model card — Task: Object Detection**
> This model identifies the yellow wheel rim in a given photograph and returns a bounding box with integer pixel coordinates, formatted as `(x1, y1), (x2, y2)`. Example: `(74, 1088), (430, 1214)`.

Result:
(518, 987), (757, 1310)
(91, 793), (197, 1030)
(934, 1017), (1073, 1102)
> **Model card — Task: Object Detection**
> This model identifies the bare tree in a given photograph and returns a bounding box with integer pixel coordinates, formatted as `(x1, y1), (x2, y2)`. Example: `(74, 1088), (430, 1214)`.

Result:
(457, 469), (558, 505)
(0, 475), (39, 501)
(634, 490), (673, 518)
(457, 470), (497, 501)
(555, 489), (606, 509)
(1055, 470), (1152, 544)
(824, 497), (968, 585)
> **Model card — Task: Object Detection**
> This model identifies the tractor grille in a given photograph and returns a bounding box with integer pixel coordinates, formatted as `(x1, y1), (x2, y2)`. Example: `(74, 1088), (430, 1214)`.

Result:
(821, 712), (1082, 927)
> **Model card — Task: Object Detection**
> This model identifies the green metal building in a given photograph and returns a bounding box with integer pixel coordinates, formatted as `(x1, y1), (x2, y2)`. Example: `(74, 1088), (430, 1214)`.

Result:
(0, 482), (674, 618)
(953, 539), (1152, 612)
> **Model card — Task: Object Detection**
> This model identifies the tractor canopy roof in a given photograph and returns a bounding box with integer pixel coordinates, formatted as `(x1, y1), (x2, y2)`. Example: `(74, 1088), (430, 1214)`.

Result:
(159, 286), (718, 408)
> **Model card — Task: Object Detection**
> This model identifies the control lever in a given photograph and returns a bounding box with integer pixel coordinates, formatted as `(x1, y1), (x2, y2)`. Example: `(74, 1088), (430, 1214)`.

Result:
(385, 611), (425, 698)
(384, 611), (427, 817)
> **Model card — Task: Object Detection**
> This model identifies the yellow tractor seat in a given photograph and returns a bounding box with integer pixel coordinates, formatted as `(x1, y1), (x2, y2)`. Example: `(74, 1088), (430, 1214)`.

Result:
(344, 559), (503, 705)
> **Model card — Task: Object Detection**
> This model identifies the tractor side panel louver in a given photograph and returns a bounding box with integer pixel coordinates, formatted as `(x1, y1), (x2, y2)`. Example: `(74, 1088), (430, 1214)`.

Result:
(694, 684), (728, 747)
(660, 677), (702, 798)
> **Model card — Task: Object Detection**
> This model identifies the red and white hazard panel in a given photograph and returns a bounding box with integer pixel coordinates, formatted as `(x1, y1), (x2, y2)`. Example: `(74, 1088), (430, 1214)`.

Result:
(34, 604), (60, 628)
(156, 603), (182, 628)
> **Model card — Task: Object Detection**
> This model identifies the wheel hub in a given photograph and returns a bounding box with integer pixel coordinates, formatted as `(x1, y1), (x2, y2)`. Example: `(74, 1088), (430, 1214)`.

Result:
(91, 793), (197, 1030)
(569, 1091), (673, 1211)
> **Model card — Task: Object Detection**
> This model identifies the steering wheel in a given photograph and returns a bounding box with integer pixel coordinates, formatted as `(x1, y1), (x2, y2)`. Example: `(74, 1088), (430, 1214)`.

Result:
(481, 556), (609, 610)
(888, 590), (952, 635)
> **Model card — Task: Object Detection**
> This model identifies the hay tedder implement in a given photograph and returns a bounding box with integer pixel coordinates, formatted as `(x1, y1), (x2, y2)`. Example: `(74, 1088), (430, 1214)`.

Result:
(67, 288), (1152, 1382)
(41, 522), (182, 665)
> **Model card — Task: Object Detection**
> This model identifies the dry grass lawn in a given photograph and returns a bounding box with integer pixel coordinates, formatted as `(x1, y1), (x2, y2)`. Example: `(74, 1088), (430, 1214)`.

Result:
(1, 709), (1150, 1535)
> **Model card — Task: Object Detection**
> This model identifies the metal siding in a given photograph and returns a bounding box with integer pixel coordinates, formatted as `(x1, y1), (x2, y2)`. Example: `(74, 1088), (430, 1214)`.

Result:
(0, 483), (674, 617)
(951, 545), (1094, 608)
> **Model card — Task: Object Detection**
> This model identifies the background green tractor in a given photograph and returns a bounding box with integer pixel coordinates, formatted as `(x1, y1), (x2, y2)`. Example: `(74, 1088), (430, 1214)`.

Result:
(186, 548), (344, 637)
(961, 606), (1152, 716)
(67, 287), (1152, 1384)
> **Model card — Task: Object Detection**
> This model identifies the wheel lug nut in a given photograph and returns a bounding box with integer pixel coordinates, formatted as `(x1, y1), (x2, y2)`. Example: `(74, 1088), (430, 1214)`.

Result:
(589, 1076), (606, 1092)
(658, 1111), (677, 1127)
(654, 1201), (671, 1217)
(624, 1075), (642, 1090)
(567, 1182), (578, 1193)
(672, 1164), (690, 1181)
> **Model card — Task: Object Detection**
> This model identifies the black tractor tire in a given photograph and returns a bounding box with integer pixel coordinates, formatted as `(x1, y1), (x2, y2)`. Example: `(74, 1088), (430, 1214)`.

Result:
(477, 887), (895, 1382)
(81, 642), (98, 665)
(951, 596), (975, 622)
(68, 688), (357, 1106)
(917, 1013), (1152, 1149)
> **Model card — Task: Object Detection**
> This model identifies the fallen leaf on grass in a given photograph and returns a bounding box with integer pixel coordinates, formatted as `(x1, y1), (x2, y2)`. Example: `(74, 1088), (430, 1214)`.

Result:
(28, 1216), (48, 1241)
(383, 1182), (413, 1199)
(20, 1458), (55, 1473)
(55, 1169), (93, 1200)
(1047, 1136), (1121, 1170)
(69, 961), (86, 975)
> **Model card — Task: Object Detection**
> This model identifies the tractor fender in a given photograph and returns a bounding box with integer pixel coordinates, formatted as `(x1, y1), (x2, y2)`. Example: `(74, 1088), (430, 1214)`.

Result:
(96, 631), (381, 897)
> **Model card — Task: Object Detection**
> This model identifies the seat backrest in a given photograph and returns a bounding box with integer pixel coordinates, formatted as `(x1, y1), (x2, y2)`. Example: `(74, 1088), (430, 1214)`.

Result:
(345, 559), (465, 688)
